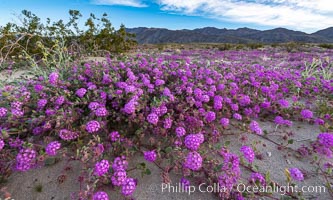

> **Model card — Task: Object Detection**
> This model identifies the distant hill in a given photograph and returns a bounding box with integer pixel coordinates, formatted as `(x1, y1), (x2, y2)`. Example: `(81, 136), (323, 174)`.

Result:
(312, 27), (333, 39)
(126, 27), (333, 44)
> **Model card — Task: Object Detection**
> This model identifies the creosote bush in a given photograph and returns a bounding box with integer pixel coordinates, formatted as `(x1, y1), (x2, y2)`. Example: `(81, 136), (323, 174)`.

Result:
(0, 10), (137, 69)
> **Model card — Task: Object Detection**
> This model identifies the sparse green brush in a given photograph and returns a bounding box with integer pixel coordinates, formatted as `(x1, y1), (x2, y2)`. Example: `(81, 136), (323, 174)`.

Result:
(319, 43), (333, 49)
(247, 43), (264, 49)
(0, 9), (137, 70)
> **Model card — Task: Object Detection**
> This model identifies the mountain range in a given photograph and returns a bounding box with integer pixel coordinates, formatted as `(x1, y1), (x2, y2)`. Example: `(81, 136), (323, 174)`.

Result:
(126, 27), (333, 44)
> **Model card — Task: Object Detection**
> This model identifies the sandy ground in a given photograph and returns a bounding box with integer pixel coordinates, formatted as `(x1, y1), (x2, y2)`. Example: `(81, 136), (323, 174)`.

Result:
(1, 120), (331, 200)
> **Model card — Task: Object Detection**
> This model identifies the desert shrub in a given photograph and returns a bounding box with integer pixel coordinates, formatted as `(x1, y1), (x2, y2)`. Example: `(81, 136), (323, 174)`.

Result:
(319, 43), (333, 49)
(247, 43), (264, 49)
(283, 42), (303, 52)
(0, 10), (137, 69)
(218, 43), (233, 51)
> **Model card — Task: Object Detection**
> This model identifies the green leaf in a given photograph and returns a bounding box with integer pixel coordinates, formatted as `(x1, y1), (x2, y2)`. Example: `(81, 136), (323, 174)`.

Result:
(137, 162), (146, 170)
(288, 139), (294, 144)
(2, 92), (9, 97)
(45, 157), (57, 166)
(145, 168), (151, 175)
(254, 165), (259, 171)
(215, 143), (222, 149)
(213, 164), (223, 172)
(165, 147), (173, 153)
(265, 171), (270, 183)
(224, 141), (231, 146)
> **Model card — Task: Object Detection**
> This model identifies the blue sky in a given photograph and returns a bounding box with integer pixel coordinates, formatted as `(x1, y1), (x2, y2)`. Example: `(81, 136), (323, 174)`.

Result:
(0, 0), (332, 33)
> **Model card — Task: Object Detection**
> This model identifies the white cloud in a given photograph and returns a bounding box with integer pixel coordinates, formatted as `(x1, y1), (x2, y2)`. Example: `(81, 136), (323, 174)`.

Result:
(93, 0), (147, 7)
(157, 0), (333, 32)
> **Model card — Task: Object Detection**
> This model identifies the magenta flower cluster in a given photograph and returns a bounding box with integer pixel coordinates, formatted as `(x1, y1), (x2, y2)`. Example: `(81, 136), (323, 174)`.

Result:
(240, 146), (255, 163)
(184, 151), (203, 171)
(143, 150), (157, 162)
(249, 120), (262, 135)
(59, 129), (79, 141)
(46, 141), (61, 156)
(147, 113), (159, 125)
(289, 168), (304, 181)
(16, 148), (37, 171)
(93, 191), (109, 200)
(94, 159), (110, 176)
(86, 120), (101, 133)
(184, 133), (204, 151)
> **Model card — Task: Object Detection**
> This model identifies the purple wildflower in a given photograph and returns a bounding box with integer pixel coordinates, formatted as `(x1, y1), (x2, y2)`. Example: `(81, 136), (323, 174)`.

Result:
(315, 118), (325, 125)
(159, 105), (168, 115)
(0, 107), (8, 117)
(49, 72), (59, 85)
(184, 134), (204, 151)
(95, 107), (108, 117)
(249, 172), (266, 186)
(201, 95), (210, 103)
(180, 178), (190, 190)
(123, 100), (137, 114)
(205, 111), (216, 123)
(214, 96), (223, 110)
(109, 131), (120, 142)
(121, 178), (137, 196)
(11, 109), (24, 117)
(147, 113), (159, 125)
(240, 146), (255, 163)
(37, 99), (47, 109)
(93, 191), (109, 200)
(45, 141), (61, 156)
(55, 96), (65, 106)
(111, 169), (127, 186)
(86, 120), (101, 133)
(249, 120), (262, 135)
(88, 102), (100, 111)
(46, 109), (56, 116)
(163, 117), (173, 129)
(34, 84), (44, 92)
(301, 109), (313, 119)
(16, 148), (37, 171)
(8, 137), (23, 148)
(59, 129), (79, 141)
(289, 168), (304, 181)
(231, 104), (239, 111)
(75, 88), (87, 98)
(278, 99), (289, 108)
(112, 156), (128, 171)
(11, 101), (22, 110)
(144, 150), (157, 162)
(274, 116), (285, 125)
(233, 113), (242, 121)
(94, 160), (110, 176)
(175, 127), (186, 137)
(0, 139), (4, 151)
(184, 151), (202, 171)
(220, 118), (230, 127)
(317, 133), (333, 148)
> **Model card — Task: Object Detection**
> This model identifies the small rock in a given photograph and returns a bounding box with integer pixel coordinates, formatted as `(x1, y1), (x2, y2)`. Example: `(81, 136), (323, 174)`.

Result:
(266, 152), (272, 157)
(286, 159), (291, 164)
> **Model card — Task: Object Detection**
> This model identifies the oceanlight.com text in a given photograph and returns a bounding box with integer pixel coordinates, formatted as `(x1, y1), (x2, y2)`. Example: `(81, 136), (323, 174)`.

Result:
(161, 182), (327, 196)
